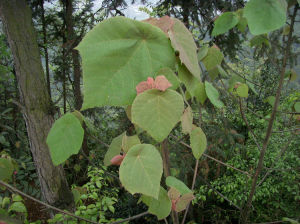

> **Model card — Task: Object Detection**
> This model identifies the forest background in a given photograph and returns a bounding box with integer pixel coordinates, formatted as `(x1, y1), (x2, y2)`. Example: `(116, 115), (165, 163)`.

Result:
(0, 0), (299, 223)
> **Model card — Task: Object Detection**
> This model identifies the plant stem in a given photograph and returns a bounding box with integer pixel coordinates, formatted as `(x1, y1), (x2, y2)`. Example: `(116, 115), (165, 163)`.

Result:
(239, 5), (298, 223)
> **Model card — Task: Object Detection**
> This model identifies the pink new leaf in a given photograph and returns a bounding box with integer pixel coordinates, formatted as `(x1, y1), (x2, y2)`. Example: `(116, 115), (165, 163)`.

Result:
(154, 75), (172, 91)
(110, 154), (125, 166)
(136, 81), (150, 95)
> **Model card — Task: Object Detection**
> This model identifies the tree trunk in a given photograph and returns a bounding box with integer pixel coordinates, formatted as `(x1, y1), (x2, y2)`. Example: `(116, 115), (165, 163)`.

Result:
(0, 0), (74, 212)
(40, 0), (52, 100)
(65, 0), (83, 110)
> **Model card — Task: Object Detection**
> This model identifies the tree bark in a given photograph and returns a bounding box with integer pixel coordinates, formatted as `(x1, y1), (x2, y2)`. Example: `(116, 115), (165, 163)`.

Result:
(0, 0), (74, 212)
(65, 0), (83, 110)
(40, 0), (52, 101)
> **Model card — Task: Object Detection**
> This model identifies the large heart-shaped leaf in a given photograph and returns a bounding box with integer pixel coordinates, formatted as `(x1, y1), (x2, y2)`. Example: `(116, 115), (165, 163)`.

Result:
(132, 89), (184, 142)
(141, 187), (171, 220)
(76, 16), (176, 109)
(47, 113), (84, 166)
(190, 126), (207, 160)
(244, 0), (287, 35)
(119, 144), (163, 199)
(169, 18), (201, 80)
(104, 132), (125, 166)
(212, 12), (239, 36)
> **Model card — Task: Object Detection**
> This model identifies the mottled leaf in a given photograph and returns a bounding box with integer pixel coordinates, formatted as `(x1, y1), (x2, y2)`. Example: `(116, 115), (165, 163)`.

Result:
(119, 144), (163, 199)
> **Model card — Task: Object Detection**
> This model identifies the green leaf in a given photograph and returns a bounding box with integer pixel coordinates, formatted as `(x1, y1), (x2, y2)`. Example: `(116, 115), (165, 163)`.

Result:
(168, 187), (181, 200)
(0, 158), (14, 181)
(12, 194), (23, 202)
(181, 106), (193, 134)
(141, 187), (171, 220)
(236, 83), (249, 98)
(8, 202), (27, 213)
(190, 126), (207, 160)
(122, 134), (141, 153)
(132, 89), (184, 142)
(104, 132), (125, 166)
(250, 35), (270, 48)
(197, 45), (209, 61)
(178, 62), (207, 104)
(156, 67), (180, 90)
(175, 193), (194, 212)
(169, 18), (201, 80)
(212, 12), (239, 36)
(72, 189), (81, 205)
(244, 0), (287, 35)
(285, 69), (297, 81)
(294, 102), (300, 112)
(47, 113), (84, 166)
(77, 16), (176, 109)
(236, 9), (248, 33)
(202, 46), (224, 71)
(119, 144), (163, 199)
(166, 176), (192, 195)
(208, 67), (219, 81)
(266, 96), (275, 107)
(205, 81), (224, 108)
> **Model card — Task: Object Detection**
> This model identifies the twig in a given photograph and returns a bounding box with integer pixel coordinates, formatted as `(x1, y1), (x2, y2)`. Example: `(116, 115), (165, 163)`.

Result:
(239, 98), (262, 151)
(109, 211), (149, 224)
(181, 159), (199, 224)
(272, 127), (300, 133)
(170, 135), (252, 177)
(239, 5), (299, 223)
(276, 111), (300, 115)
(86, 132), (110, 148)
(0, 180), (98, 224)
(223, 62), (261, 87)
(0, 180), (149, 224)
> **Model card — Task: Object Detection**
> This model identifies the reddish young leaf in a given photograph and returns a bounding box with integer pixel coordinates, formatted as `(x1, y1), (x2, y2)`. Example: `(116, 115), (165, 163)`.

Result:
(136, 81), (150, 95)
(136, 76), (172, 95)
(143, 16), (174, 36)
(110, 154), (125, 166)
(155, 75), (172, 91)
(147, 77), (156, 88)
(171, 199), (177, 211)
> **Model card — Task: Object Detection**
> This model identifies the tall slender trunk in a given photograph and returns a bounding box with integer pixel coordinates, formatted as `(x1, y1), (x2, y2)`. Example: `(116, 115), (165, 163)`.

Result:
(40, 0), (51, 100)
(66, 0), (82, 110)
(0, 0), (74, 213)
